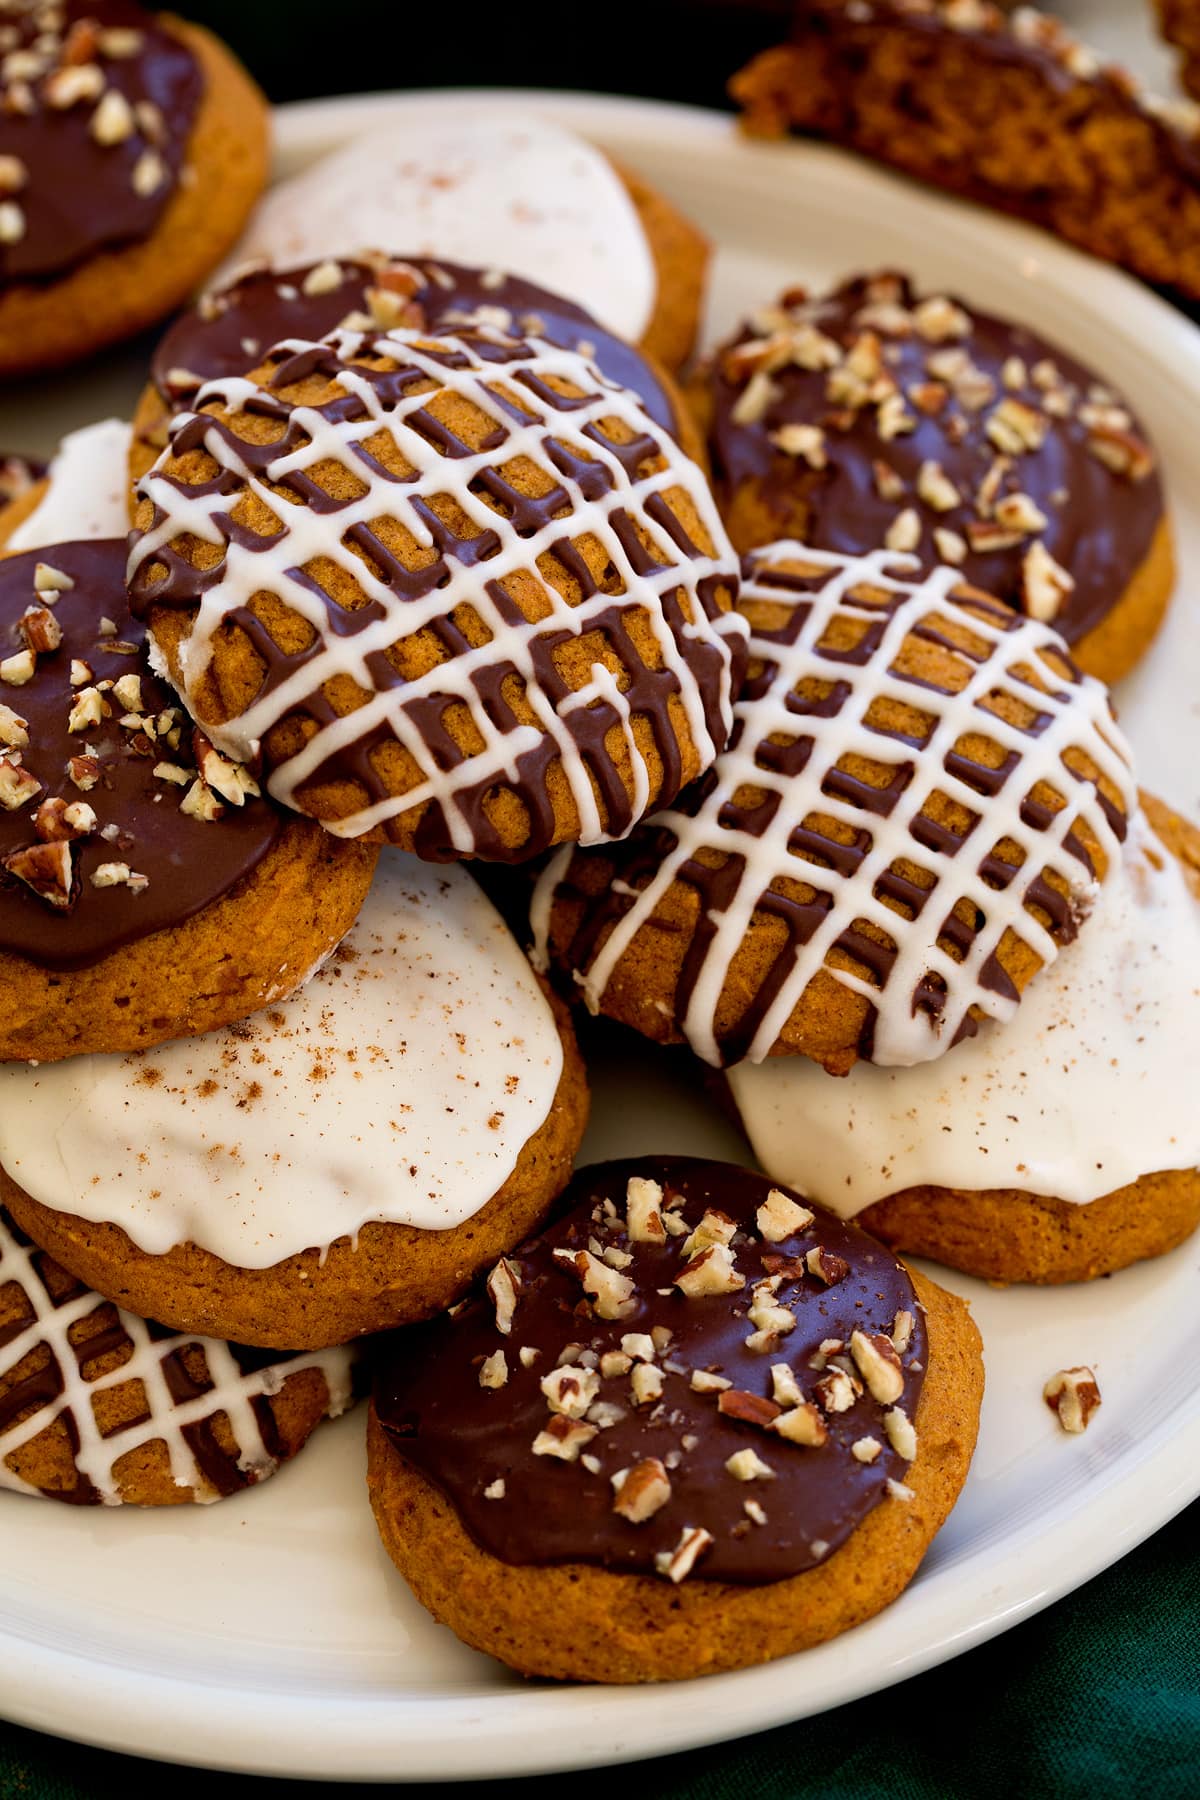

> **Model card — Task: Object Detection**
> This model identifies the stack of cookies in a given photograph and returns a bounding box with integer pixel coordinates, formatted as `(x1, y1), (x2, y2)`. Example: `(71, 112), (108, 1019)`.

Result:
(0, 0), (1195, 1698)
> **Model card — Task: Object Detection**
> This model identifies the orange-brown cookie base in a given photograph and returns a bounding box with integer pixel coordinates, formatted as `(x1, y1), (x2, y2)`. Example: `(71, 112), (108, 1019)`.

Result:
(0, 19), (269, 378)
(0, 825), (378, 1063)
(365, 1264), (982, 1683)
(617, 160), (711, 375)
(730, 8), (1200, 307)
(2, 988), (589, 1349)
(859, 1168), (1200, 1286)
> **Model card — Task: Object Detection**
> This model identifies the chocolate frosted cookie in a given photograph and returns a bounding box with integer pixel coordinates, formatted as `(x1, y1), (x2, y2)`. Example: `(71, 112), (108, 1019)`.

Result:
(0, 1207), (355, 1506)
(536, 539), (1136, 1075)
(0, 856), (589, 1348)
(129, 323), (745, 860)
(131, 256), (702, 484)
(730, 790), (1200, 1283)
(702, 272), (1172, 684)
(0, 1), (269, 376)
(0, 538), (377, 1061)
(368, 1156), (983, 1683)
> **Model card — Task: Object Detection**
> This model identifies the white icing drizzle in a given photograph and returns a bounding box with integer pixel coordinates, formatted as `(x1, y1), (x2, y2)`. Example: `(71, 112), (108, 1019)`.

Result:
(0, 1210), (354, 1506)
(130, 326), (744, 850)
(7, 418), (132, 551)
(0, 856), (565, 1267)
(729, 806), (1200, 1212)
(534, 542), (1135, 1067)
(222, 113), (657, 341)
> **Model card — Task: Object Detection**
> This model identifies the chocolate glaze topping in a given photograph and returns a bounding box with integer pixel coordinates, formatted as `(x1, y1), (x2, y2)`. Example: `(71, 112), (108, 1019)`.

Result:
(0, 539), (284, 970)
(709, 272), (1164, 647)
(151, 256), (681, 440)
(0, 0), (201, 285)
(375, 1157), (927, 1585)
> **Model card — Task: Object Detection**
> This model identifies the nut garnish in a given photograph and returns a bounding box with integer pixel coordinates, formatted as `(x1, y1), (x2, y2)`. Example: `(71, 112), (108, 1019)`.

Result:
(612, 1457), (671, 1522)
(3, 839), (72, 908)
(654, 1525), (713, 1583)
(850, 1330), (905, 1405)
(1044, 1366), (1101, 1435)
(805, 1246), (850, 1286)
(531, 1415), (598, 1462)
(540, 1364), (599, 1417)
(755, 1188), (813, 1243)
(674, 1241), (743, 1297)
(478, 1349), (507, 1390)
(717, 1388), (780, 1430)
(726, 1447), (775, 1482)
(772, 1402), (828, 1447)
(485, 1257), (520, 1334)
(851, 1437), (883, 1463)
(625, 1174), (667, 1244)
(553, 1247), (636, 1319)
(884, 1405), (918, 1461)
(1021, 540), (1075, 622)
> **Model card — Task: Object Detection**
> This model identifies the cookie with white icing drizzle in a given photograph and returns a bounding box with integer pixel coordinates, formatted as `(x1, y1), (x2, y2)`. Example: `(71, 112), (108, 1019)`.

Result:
(535, 540), (1136, 1075)
(0, 1208), (355, 1506)
(729, 790), (1200, 1283)
(128, 323), (745, 861)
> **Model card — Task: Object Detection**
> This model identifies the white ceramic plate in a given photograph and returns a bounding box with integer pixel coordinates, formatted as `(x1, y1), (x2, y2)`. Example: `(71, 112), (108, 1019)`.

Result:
(2, 88), (1200, 1784)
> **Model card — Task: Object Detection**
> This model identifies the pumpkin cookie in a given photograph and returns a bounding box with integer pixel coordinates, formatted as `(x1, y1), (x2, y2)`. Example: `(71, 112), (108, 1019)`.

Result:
(368, 1155), (983, 1683)
(0, 537), (377, 1062)
(1155, 0), (1200, 100)
(0, 419), (132, 553)
(535, 539), (1136, 1075)
(130, 257), (703, 488)
(701, 272), (1172, 685)
(0, 1206), (356, 1506)
(0, 2), (269, 377)
(730, 790), (1200, 1284)
(221, 113), (708, 373)
(128, 323), (745, 860)
(0, 855), (589, 1349)
(732, 1), (1200, 310)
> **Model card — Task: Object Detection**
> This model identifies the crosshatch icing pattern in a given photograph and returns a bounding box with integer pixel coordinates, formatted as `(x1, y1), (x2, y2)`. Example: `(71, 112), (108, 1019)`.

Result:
(537, 542), (1137, 1067)
(129, 324), (746, 859)
(0, 1209), (354, 1505)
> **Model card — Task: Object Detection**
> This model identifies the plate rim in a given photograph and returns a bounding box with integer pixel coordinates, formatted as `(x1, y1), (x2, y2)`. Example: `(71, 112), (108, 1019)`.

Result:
(3, 84), (1200, 1783)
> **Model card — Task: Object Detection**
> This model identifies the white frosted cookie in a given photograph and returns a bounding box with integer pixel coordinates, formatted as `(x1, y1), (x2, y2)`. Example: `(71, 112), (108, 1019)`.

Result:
(0, 855), (588, 1347)
(224, 113), (658, 343)
(4, 419), (132, 551)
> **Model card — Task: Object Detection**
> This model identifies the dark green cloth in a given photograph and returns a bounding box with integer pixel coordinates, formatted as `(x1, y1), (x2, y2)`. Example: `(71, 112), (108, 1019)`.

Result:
(2, 1496), (1197, 1797)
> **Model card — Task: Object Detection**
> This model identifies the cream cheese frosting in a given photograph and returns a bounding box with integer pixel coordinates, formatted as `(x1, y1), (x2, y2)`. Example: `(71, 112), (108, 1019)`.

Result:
(0, 856), (564, 1266)
(729, 808), (1200, 1212)
(223, 114), (657, 342)
(7, 418), (132, 551)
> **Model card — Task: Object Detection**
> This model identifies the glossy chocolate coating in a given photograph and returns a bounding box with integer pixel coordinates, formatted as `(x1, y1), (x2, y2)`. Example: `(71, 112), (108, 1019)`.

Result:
(375, 1157), (926, 1585)
(0, 539), (284, 969)
(0, 0), (201, 285)
(151, 256), (680, 438)
(709, 273), (1164, 647)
